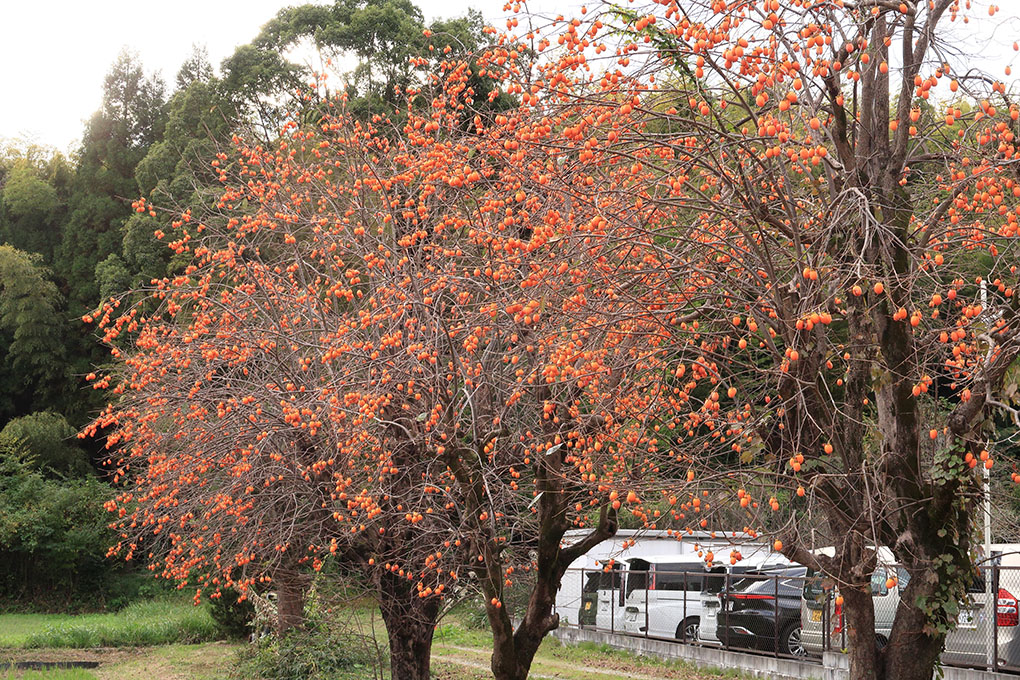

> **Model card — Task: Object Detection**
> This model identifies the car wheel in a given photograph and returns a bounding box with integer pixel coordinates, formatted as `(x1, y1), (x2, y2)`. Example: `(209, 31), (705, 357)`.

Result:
(676, 617), (700, 643)
(782, 623), (806, 657)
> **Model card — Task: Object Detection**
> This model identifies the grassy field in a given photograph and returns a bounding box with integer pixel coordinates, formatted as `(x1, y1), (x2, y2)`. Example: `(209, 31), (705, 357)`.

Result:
(3, 671), (98, 680)
(0, 600), (218, 650)
(1, 642), (239, 680)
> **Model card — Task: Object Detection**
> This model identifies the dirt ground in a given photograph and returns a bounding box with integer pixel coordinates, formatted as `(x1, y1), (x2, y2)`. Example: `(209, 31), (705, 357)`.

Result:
(1, 642), (240, 680)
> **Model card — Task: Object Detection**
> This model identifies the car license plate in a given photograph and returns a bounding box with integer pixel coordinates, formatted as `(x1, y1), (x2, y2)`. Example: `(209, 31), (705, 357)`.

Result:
(811, 609), (822, 622)
(957, 610), (977, 628)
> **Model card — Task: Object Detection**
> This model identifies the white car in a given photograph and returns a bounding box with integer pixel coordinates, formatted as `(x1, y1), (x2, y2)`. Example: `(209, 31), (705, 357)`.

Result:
(621, 556), (709, 641)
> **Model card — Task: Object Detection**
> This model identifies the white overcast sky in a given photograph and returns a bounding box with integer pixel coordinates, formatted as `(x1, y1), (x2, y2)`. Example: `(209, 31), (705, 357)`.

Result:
(1, 0), (1019, 154)
(0, 0), (491, 154)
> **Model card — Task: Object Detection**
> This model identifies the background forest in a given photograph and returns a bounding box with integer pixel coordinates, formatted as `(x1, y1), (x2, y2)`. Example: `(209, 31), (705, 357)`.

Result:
(0, 0), (499, 609)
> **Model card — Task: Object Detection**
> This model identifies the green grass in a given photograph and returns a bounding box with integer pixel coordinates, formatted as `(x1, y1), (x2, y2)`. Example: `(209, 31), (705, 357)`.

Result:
(430, 613), (751, 680)
(0, 616), (74, 648)
(101, 641), (241, 680)
(11, 600), (218, 649)
(2, 671), (98, 680)
(432, 622), (493, 648)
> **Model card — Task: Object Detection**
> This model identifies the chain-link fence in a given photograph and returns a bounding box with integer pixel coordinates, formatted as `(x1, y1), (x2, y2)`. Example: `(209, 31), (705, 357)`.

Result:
(555, 564), (1020, 672)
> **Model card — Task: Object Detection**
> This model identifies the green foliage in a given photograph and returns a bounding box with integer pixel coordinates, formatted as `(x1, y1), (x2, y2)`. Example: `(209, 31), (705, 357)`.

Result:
(0, 453), (118, 606)
(94, 253), (133, 303)
(176, 45), (215, 91)
(22, 599), (219, 648)
(0, 246), (70, 422)
(233, 624), (377, 680)
(207, 588), (256, 640)
(135, 78), (232, 210)
(2, 166), (58, 219)
(57, 51), (166, 316)
(0, 411), (88, 477)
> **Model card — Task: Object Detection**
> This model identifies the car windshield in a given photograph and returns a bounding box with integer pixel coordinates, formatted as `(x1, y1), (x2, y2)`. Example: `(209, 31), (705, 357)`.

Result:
(654, 564), (704, 591)
(733, 568), (806, 595)
(802, 569), (828, 601)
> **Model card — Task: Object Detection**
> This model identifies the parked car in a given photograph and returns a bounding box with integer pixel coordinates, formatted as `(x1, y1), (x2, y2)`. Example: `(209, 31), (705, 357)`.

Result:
(716, 567), (808, 656)
(578, 561), (623, 628)
(621, 556), (708, 641)
(943, 546), (1020, 669)
(800, 546), (897, 655)
(699, 555), (791, 645)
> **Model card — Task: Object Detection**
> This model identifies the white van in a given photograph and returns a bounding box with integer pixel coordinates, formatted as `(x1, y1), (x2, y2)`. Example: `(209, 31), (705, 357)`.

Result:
(621, 556), (708, 641)
(699, 556), (793, 645)
(576, 560), (626, 631)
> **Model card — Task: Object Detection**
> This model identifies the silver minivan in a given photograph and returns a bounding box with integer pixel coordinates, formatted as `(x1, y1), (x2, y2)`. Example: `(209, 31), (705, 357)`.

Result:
(800, 557), (899, 654)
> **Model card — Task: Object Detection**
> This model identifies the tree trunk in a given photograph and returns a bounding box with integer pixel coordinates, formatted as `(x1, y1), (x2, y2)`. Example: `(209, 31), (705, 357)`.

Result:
(882, 576), (946, 680)
(487, 505), (618, 680)
(842, 586), (881, 680)
(275, 569), (308, 636)
(377, 569), (441, 680)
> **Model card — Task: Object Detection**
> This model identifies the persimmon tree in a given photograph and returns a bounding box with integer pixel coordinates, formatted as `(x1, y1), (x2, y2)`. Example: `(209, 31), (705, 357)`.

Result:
(87, 2), (1020, 679)
(493, 0), (1020, 678)
(85, 35), (677, 680)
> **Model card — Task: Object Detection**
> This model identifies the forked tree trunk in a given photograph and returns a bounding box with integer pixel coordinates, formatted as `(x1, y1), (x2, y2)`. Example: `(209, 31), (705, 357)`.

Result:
(838, 567), (952, 680)
(488, 577), (559, 680)
(486, 505), (618, 680)
(377, 568), (441, 680)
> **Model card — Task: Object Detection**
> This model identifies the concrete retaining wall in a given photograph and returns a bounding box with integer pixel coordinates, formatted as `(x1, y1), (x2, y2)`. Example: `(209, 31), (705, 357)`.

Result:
(551, 626), (1020, 680)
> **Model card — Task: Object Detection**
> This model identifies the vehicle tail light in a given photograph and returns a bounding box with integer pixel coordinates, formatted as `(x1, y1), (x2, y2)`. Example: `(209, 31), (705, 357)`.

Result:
(731, 593), (775, 600)
(997, 588), (1018, 627)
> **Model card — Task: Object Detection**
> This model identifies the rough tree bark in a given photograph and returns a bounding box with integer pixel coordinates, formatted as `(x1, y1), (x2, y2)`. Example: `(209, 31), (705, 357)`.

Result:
(274, 569), (310, 636)
(376, 568), (441, 680)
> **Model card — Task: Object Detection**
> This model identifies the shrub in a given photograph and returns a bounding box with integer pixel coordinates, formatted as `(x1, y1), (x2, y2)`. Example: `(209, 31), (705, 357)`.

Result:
(207, 587), (255, 639)
(0, 411), (89, 477)
(0, 452), (125, 608)
(234, 625), (377, 680)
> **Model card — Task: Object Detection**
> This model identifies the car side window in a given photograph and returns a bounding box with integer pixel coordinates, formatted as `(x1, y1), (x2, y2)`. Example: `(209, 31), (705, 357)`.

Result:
(871, 569), (889, 596)
(896, 566), (911, 594)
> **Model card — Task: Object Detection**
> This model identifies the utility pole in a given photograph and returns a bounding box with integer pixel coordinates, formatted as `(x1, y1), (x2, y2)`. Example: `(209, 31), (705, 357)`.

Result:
(982, 279), (994, 671)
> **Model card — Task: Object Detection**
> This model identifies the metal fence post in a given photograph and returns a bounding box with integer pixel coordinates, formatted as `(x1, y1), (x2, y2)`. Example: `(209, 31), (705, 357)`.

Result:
(611, 568), (615, 634)
(683, 570), (689, 643)
(723, 571), (729, 650)
(774, 573), (780, 657)
(822, 589), (829, 652)
(841, 601), (846, 651)
(576, 568), (582, 627)
(644, 569), (649, 638)
(994, 564), (1000, 671)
